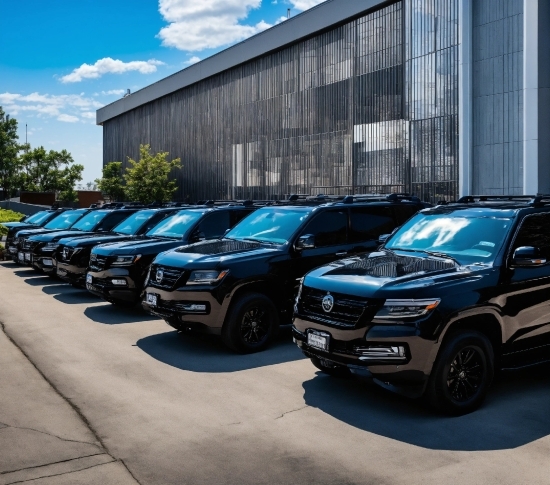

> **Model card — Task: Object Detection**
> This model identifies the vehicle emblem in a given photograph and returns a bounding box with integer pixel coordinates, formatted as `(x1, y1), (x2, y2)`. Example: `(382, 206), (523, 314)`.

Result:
(156, 269), (164, 283)
(322, 293), (334, 313)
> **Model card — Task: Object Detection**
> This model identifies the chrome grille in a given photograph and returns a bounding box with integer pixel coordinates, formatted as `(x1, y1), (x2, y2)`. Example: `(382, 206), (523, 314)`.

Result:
(148, 264), (185, 290)
(299, 287), (370, 327)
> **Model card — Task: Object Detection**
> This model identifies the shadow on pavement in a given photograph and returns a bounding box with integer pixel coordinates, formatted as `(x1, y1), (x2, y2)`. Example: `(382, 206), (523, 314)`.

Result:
(84, 304), (159, 325)
(41, 284), (100, 304)
(23, 275), (62, 287)
(136, 325), (305, 372)
(301, 363), (550, 452)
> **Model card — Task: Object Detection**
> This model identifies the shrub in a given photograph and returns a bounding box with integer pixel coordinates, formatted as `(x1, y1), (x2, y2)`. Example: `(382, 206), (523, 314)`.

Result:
(0, 208), (25, 236)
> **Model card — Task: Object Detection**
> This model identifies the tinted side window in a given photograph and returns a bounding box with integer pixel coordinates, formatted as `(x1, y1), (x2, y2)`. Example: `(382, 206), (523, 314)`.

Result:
(99, 212), (134, 231)
(350, 206), (395, 243)
(512, 213), (550, 259)
(301, 210), (347, 247)
(197, 211), (231, 239)
(230, 209), (254, 227)
(392, 205), (419, 225)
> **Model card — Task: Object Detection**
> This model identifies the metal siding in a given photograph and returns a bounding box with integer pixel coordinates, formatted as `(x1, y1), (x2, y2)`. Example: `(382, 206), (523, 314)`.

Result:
(472, 0), (523, 195)
(102, 0), (459, 203)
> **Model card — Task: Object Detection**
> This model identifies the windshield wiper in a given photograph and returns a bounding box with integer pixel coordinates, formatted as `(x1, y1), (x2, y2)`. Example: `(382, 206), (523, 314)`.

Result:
(385, 247), (418, 253)
(423, 250), (460, 265)
(239, 238), (279, 246)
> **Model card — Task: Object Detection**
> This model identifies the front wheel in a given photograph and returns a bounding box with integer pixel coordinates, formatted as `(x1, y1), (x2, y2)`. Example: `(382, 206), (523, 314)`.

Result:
(222, 293), (279, 353)
(426, 330), (494, 415)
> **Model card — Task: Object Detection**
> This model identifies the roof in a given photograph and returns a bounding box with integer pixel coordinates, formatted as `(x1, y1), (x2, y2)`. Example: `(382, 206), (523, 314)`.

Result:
(96, 0), (387, 125)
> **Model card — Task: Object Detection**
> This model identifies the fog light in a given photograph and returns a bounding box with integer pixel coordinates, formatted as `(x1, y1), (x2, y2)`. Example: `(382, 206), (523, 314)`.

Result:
(356, 346), (406, 361)
(111, 279), (127, 286)
(42, 259), (53, 267)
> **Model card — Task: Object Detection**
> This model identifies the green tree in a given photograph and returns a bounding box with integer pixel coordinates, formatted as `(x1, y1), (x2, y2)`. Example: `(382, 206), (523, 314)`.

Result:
(95, 161), (126, 202)
(124, 144), (181, 204)
(0, 107), (26, 200)
(20, 146), (83, 201)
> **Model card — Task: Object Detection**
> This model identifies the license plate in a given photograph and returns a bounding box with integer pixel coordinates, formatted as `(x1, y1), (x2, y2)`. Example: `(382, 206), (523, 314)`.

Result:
(9, 247), (16, 253)
(42, 259), (53, 267)
(146, 293), (158, 306)
(18, 252), (24, 262)
(24, 253), (31, 262)
(57, 267), (67, 276)
(86, 274), (92, 284)
(308, 332), (329, 351)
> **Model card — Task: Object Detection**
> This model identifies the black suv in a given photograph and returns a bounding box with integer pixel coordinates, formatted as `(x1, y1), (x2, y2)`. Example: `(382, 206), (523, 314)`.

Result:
(4, 208), (68, 261)
(55, 207), (185, 287)
(292, 195), (550, 415)
(12, 208), (92, 265)
(142, 194), (429, 353)
(25, 206), (142, 275)
(86, 204), (257, 306)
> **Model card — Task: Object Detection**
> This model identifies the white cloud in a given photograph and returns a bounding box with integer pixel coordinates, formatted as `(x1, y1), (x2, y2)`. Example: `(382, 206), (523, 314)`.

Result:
(184, 56), (201, 65)
(57, 114), (79, 123)
(0, 92), (103, 124)
(290, 0), (325, 10)
(157, 0), (273, 51)
(81, 112), (97, 119)
(60, 58), (165, 83)
(94, 89), (126, 97)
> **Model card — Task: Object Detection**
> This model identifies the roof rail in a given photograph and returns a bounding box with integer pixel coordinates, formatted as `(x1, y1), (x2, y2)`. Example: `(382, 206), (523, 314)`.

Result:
(457, 195), (538, 204)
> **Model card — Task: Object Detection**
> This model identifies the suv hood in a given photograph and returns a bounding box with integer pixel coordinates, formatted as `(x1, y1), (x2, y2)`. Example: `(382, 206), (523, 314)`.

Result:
(303, 250), (492, 299)
(154, 238), (281, 267)
(15, 227), (57, 238)
(58, 233), (135, 248)
(29, 230), (95, 243)
(92, 236), (186, 256)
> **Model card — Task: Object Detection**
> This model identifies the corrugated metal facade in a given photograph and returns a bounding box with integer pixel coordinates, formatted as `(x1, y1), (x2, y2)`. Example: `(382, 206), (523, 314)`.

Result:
(102, 0), (459, 202)
(472, 0), (523, 195)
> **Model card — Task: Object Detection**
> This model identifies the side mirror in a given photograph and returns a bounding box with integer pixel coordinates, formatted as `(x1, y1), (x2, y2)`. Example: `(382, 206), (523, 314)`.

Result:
(378, 234), (391, 244)
(295, 234), (315, 251)
(190, 230), (206, 243)
(512, 246), (546, 266)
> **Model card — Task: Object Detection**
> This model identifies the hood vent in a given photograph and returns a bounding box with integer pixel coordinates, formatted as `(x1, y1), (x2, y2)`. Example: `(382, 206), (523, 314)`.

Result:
(176, 239), (260, 255)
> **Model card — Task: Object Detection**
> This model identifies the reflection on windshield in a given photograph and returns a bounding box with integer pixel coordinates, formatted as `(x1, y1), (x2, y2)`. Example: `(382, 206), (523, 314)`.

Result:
(146, 210), (206, 239)
(71, 211), (107, 231)
(386, 213), (512, 264)
(114, 210), (155, 235)
(226, 208), (311, 244)
(26, 211), (48, 224)
(44, 211), (85, 230)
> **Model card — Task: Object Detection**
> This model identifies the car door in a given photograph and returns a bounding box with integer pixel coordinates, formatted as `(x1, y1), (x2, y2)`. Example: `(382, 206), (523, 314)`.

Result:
(501, 212), (550, 366)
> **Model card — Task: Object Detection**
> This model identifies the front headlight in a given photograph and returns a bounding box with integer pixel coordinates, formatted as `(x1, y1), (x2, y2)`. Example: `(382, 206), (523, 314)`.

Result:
(44, 242), (58, 250)
(111, 254), (142, 266)
(374, 299), (440, 320)
(186, 269), (229, 285)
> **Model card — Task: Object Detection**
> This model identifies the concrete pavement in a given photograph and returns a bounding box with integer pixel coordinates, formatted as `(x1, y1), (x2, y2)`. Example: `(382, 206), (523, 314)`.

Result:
(0, 260), (549, 484)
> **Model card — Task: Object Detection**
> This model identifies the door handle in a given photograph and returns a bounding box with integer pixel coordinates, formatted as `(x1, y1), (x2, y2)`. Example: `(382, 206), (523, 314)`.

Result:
(335, 251), (347, 256)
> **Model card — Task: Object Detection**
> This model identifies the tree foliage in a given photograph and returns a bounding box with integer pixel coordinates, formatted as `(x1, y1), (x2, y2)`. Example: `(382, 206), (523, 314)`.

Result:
(124, 145), (181, 204)
(95, 161), (126, 202)
(19, 146), (84, 202)
(0, 106), (26, 199)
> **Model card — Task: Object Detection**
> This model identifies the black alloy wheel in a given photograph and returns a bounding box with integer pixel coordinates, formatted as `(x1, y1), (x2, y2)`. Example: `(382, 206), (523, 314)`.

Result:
(222, 292), (279, 353)
(426, 330), (494, 415)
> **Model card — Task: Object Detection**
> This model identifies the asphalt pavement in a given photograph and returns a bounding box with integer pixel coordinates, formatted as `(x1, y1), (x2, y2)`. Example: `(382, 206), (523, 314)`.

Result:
(0, 260), (549, 484)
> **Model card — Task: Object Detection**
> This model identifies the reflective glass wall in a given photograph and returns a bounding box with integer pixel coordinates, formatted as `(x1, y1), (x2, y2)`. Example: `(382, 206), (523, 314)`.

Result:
(103, 0), (459, 202)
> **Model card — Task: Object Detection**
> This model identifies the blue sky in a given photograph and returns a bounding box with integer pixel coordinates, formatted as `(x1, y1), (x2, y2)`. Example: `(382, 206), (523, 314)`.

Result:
(0, 0), (323, 185)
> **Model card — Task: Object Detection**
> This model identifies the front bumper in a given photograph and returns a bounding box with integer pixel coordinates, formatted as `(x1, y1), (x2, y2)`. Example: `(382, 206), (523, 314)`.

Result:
(56, 262), (87, 286)
(86, 268), (142, 304)
(292, 316), (440, 398)
(32, 253), (57, 274)
(141, 285), (227, 335)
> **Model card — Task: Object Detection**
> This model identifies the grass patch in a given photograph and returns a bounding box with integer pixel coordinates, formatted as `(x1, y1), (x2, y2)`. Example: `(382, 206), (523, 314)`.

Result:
(0, 209), (25, 236)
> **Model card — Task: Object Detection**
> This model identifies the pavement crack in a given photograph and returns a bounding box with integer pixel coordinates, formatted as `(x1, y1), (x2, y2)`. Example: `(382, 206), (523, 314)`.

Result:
(0, 423), (102, 450)
(275, 405), (309, 420)
(0, 453), (107, 475)
(3, 459), (117, 484)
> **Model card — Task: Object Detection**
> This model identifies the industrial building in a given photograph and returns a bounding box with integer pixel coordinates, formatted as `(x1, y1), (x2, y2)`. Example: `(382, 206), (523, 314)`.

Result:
(97, 0), (548, 202)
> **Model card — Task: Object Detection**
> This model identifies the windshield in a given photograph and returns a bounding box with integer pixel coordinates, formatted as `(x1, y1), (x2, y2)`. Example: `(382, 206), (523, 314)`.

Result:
(113, 210), (155, 235)
(71, 211), (108, 232)
(146, 209), (207, 239)
(385, 211), (513, 264)
(226, 208), (312, 244)
(44, 210), (86, 230)
(25, 211), (49, 224)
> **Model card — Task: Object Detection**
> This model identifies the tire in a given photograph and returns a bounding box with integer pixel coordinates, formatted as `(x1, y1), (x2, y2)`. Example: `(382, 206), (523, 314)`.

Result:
(426, 330), (494, 415)
(310, 356), (351, 377)
(222, 292), (279, 353)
